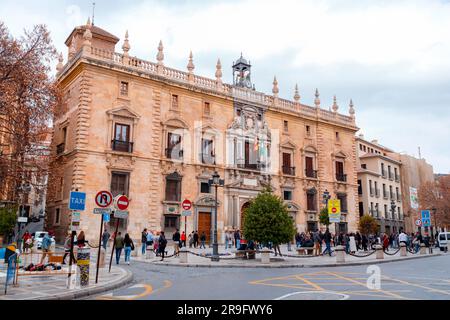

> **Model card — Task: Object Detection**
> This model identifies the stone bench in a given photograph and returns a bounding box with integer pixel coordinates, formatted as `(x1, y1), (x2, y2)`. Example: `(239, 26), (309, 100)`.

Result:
(234, 249), (256, 260)
(297, 247), (314, 255)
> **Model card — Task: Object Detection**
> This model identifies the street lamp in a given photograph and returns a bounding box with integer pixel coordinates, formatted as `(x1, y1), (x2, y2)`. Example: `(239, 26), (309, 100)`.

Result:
(208, 171), (224, 262)
(322, 189), (332, 232)
(390, 200), (397, 233)
(431, 207), (437, 241)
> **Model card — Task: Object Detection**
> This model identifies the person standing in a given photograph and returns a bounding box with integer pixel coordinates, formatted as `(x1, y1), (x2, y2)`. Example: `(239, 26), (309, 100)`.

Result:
(146, 230), (154, 248)
(141, 229), (148, 255)
(355, 231), (362, 250)
(200, 232), (206, 249)
(313, 229), (321, 256)
(322, 228), (332, 256)
(39, 233), (53, 264)
(124, 233), (134, 265)
(76, 231), (86, 248)
(362, 234), (368, 251)
(399, 230), (408, 246)
(181, 231), (186, 248)
(22, 231), (32, 253)
(234, 230), (241, 249)
(159, 231), (167, 261)
(193, 231), (199, 248)
(62, 232), (77, 264)
(114, 232), (125, 264)
(188, 231), (194, 248)
(102, 229), (110, 250)
(173, 229), (181, 257)
(225, 230), (230, 249)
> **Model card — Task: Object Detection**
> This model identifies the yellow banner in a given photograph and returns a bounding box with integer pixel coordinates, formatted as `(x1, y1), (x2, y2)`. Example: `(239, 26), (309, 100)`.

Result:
(328, 199), (341, 214)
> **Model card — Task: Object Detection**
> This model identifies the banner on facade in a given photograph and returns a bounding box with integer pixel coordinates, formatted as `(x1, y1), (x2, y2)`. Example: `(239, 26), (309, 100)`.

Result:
(328, 199), (341, 223)
(410, 187), (419, 209)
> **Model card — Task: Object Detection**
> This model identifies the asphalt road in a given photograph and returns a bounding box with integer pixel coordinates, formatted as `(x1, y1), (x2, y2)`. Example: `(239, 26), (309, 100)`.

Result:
(88, 253), (450, 300)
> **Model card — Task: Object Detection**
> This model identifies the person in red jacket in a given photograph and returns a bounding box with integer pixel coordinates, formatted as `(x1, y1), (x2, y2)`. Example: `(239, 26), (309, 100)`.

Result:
(180, 231), (186, 248)
(382, 234), (389, 251)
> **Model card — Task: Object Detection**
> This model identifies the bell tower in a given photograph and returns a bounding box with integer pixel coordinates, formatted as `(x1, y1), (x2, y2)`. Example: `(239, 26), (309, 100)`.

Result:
(232, 54), (254, 90)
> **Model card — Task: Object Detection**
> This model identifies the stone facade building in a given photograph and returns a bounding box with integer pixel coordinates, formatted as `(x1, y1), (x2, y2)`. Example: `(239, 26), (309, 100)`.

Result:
(356, 135), (404, 234)
(46, 21), (360, 243)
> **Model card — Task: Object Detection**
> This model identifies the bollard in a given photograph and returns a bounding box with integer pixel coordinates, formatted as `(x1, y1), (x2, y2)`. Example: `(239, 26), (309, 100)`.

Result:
(99, 247), (106, 268)
(400, 243), (407, 256)
(375, 245), (384, 259)
(420, 243), (427, 255)
(146, 249), (154, 259)
(179, 248), (188, 263)
(77, 247), (90, 288)
(335, 245), (346, 263)
(261, 249), (271, 264)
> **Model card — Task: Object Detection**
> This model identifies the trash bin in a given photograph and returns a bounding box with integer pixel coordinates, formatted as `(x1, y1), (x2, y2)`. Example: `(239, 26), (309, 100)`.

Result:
(76, 248), (90, 288)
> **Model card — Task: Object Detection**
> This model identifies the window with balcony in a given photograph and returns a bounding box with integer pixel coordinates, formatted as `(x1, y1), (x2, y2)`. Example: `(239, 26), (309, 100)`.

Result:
(388, 165), (393, 180)
(112, 123), (133, 153)
(204, 102), (211, 116)
(358, 179), (363, 195)
(111, 172), (130, 197)
(306, 190), (316, 212)
(389, 185), (394, 200)
(369, 180), (374, 196)
(120, 81), (129, 96)
(165, 172), (182, 202)
(201, 138), (215, 165)
(243, 139), (258, 170)
(375, 203), (379, 218)
(383, 184), (388, 199)
(166, 132), (183, 160)
(398, 207), (402, 220)
(381, 163), (386, 178)
(374, 181), (379, 197)
(171, 94), (179, 109)
(57, 127), (67, 155)
(395, 168), (399, 182)
(282, 152), (295, 176)
(384, 204), (388, 219)
(335, 160), (346, 182)
(305, 156), (317, 178)
(370, 202), (374, 217)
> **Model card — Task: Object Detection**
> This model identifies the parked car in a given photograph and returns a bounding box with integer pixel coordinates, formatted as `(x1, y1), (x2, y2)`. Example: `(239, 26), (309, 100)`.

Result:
(30, 216), (40, 223)
(33, 231), (55, 250)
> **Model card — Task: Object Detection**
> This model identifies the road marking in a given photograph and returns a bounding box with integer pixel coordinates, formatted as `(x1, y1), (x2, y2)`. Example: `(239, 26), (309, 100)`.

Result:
(324, 271), (409, 300)
(294, 275), (325, 291)
(381, 276), (450, 296)
(274, 291), (349, 300)
(96, 283), (153, 300)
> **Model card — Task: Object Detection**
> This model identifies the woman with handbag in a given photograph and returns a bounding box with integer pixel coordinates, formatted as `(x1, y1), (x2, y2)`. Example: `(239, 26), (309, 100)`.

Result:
(124, 233), (135, 265)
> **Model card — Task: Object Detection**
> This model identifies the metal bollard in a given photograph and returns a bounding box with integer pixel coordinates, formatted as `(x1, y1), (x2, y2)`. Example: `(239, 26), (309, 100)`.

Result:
(179, 248), (188, 263)
(400, 243), (407, 256)
(77, 248), (90, 288)
(335, 245), (346, 263)
(146, 249), (154, 259)
(99, 247), (106, 268)
(420, 243), (427, 254)
(375, 245), (384, 259)
(260, 250), (271, 264)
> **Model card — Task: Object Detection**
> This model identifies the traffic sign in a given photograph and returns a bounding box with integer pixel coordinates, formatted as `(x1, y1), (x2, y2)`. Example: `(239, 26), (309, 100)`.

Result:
(95, 191), (113, 208)
(415, 219), (422, 227)
(69, 191), (86, 211)
(71, 212), (81, 223)
(17, 217), (28, 223)
(115, 195), (130, 211)
(94, 208), (112, 215)
(114, 210), (129, 219)
(103, 213), (110, 222)
(182, 199), (192, 211)
(421, 210), (431, 227)
(328, 199), (341, 223)
(182, 210), (192, 217)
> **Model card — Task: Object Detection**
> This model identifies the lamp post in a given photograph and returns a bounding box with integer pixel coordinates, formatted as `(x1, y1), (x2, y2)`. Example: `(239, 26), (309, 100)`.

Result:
(322, 189), (332, 232)
(390, 200), (396, 234)
(431, 207), (437, 243)
(208, 171), (224, 262)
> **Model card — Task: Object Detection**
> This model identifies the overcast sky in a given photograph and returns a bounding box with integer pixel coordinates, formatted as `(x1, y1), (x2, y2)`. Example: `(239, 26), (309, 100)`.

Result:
(2, 0), (449, 173)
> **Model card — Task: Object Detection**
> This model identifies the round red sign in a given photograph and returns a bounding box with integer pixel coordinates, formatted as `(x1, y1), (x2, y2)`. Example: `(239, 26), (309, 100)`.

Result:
(95, 191), (113, 208)
(332, 208), (337, 213)
(182, 199), (192, 211)
(115, 195), (129, 211)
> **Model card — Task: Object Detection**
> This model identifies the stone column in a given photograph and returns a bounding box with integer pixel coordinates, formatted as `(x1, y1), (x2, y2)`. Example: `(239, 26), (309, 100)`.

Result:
(420, 243), (427, 254)
(261, 250), (270, 264)
(179, 248), (188, 263)
(146, 248), (155, 259)
(99, 248), (106, 268)
(335, 245), (346, 263)
(375, 245), (384, 260)
(400, 242), (407, 257)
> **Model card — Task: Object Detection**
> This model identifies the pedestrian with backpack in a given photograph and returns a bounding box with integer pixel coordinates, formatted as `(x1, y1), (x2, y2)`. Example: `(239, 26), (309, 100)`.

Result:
(159, 231), (167, 261)
(124, 233), (134, 265)
(114, 232), (125, 264)
(141, 229), (148, 255)
(40, 233), (53, 264)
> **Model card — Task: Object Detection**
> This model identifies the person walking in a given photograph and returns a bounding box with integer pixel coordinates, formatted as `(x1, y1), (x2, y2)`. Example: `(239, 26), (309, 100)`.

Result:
(193, 231), (199, 248)
(322, 228), (332, 256)
(181, 231), (186, 248)
(141, 229), (148, 255)
(22, 231), (32, 253)
(234, 230), (241, 249)
(102, 229), (110, 250)
(362, 234), (368, 251)
(159, 231), (167, 261)
(200, 232), (207, 249)
(188, 231), (194, 248)
(124, 233), (134, 265)
(62, 231), (77, 264)
(39, 233), (53, 264)
(355, 231), (362, 250)
(399, 230), (408, 246)
(172, 229), (181, 256)
(146, 230), (154, 248)
(313, 230), (321, 256)
(114, 232), (125, 264)
(76, 231), (86, 248)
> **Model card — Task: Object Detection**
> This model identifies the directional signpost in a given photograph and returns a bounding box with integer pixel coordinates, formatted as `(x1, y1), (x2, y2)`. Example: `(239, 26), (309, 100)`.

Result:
(94, 191), (113, 284)
(421, 210), (431, 228)
(67, 190), (86, 288)
(182, 199), (192, 243)
(109, 195), (130, 273)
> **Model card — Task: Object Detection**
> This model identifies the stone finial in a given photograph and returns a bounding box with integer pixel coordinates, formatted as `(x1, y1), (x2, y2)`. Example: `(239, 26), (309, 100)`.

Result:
(272, 76), (279, 97)
(82, 19), (92, 53)
(69, 37), (77, 60)
(314, 88), (321, 108)
(349, 99), (355, 118)
(215, 58), (223, 81)
(187, 51), (195, 73)
(157, 40), (164, 66)
(294, 84), (300, 103)
(56, 52), (64, 73)
(332, 95), (339, 113)
(122, 30), (130, 56)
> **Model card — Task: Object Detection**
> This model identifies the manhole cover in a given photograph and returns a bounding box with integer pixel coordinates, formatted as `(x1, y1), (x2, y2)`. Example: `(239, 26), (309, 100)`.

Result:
(275, 291), (349, 300)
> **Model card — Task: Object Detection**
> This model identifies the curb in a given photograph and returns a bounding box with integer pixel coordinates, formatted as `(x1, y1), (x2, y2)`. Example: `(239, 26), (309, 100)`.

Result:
(138, 253), (443, 269)
(34, 267), (134, 300)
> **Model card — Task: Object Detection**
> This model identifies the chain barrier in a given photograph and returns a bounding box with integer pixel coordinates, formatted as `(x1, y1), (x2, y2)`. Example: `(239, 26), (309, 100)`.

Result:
(383, 248), (401, 256)
(348, 250), (376, 258)
(407, 247), (418, 254)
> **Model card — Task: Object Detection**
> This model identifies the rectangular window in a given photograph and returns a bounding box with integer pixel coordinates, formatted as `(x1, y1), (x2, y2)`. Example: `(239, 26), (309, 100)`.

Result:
(165, 179), (181, 202)
(167, 132), (182, 159)
(244, 139), (258, 170)
(204, 102), (211, 115)
(283, 120), (288, 132)
(111, 172), (129, 197)
(200, 182), (211, 194)
(172, 95), (179, 109)
(306, 125), (311, 136)
(336, 161), (345, 181)
(335, 132), (340, 141)
(307, 193), (316, 211)
(113, 123), (132, 152)
(284, 190), (292, 201)
(120, 81), (129, 96)
(55, 208), (60, 225)
(62, 127), (67, 144)
(337, 194), (348, 213)
(305, 156), (315, 178)
(384, 204), (388, 218)
(358, 180), (362, 195)
(282, 153), (294, 175)
(164, 216), (179, 228)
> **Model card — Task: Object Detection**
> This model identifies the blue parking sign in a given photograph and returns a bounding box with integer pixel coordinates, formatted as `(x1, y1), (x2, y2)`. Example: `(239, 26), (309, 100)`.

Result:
(421, 210), (431, 227)
(103, 213), (110, 222)
(69, 191), (86, 211)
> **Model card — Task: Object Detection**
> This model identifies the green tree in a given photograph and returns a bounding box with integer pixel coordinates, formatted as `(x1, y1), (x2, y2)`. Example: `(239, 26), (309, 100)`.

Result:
(0, 206), (17, 237)
(242, 188), (296, 245)
(358, 215), (378, 236)
(319, 207), (330, 226)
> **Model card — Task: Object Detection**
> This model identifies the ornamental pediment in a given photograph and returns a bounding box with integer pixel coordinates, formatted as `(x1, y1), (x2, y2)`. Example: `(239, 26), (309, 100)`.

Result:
(107, 106), (140, 121)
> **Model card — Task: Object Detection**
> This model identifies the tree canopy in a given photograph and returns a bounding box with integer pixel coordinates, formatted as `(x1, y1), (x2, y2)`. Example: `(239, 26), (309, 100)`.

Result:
(242, 188), (296, 245)
(358, 215), (379, 235)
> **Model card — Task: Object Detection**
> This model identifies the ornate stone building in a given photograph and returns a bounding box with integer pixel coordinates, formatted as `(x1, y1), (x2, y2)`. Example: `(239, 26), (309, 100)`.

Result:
(46, 20), (360, 243)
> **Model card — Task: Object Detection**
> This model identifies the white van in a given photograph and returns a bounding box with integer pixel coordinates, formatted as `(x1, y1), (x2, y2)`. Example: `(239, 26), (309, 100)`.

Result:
(438, 232), (450, 251)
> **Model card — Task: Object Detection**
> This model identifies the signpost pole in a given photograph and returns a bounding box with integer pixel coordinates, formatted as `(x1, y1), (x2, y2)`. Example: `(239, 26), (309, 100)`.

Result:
(67, 211), (75, 288)
(95, 213), (104, 284)
(108, 212), (119, 273)
(184, 216), (187, 247)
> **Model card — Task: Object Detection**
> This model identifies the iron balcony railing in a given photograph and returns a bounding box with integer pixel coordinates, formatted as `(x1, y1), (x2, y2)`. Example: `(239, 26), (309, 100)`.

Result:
(381, 170), (387, 178)
(305, 169), (318, 179)
(383, 191), (388, 199)
(336, 174), (347, 182)
(112, 140), (134, 153)
(395, 174), (400, 182)
(165, 148), (183, 160)
(200, 153), (216, 165)
(282, 166), (296, 176)
(56, 143), (65, 155)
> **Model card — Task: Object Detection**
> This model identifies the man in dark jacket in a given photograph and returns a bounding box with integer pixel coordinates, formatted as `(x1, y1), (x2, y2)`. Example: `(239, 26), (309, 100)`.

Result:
(322, 229), (332, 256)
(159, 231), (167, 261)
(193, 231), (199, 248)
(172, 229), (181, 257)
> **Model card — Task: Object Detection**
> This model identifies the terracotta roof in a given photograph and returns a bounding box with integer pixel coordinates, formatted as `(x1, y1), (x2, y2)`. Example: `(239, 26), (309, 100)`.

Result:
(65, 25), (120, 46)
